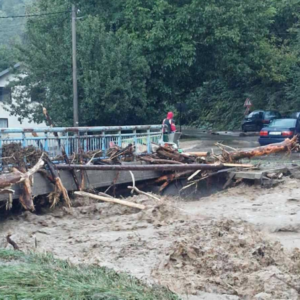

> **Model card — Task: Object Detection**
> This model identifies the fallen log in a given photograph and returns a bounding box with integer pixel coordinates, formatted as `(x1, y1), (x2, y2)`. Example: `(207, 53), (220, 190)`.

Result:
(101, 144), (134, 164)
(0, 157), (44, 189)
(18, 168), (34, 211)
(56, 163), (224, 172)
(156, 170), (193, 192)
(223, 136), (298, 162)
(223, 163), (254, 168)
(184, 152), (209, 157)
(75, 191), (146, 210)
(6, 234), (20, 251)
(139, 156), (184, 165)
(128, 171), (161, 202)
(43, 155), (71, 208)
(156, 146), (195, 163)
(181, 168), (234, 191)
(62, 147), (81, 190)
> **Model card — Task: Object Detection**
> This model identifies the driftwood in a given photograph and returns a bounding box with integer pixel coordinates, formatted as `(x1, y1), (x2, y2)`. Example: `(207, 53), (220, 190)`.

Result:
(43, 155), (71, 208)
(223, 173), (236, 189)
(188, 170), (201, 181)
(75, 191), (146, 210)
(6, 234), (20, 251)
(62, 147), (81, 190)
(18, 168), (34, 211)
(181, 168), (234, 191)
(156, 171), (193, 192)
(185, 152), (209, 157)
(109, 144), (134, 161)
(139, 156), (184, 165)
(223, 163), (254, 168)
(56, 163), (224, 171)
(79, 150), (85, 190)
(0, 157), (44, 189)
(223, 136), (298, 162)
(128, 171), (161, 202)
(156, 146), (195, 163)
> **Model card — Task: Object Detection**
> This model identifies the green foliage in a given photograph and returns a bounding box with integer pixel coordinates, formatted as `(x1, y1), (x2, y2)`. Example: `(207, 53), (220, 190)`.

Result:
(10, 0), (150, 126)
(0, 45), (16, 71)
(0, 249), (179, 299)
(5, 0), (300, 128)
(0, 0), (33, 46)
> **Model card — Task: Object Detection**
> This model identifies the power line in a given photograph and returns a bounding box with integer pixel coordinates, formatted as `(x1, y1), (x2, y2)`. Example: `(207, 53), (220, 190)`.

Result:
(0, 10), (71, 19)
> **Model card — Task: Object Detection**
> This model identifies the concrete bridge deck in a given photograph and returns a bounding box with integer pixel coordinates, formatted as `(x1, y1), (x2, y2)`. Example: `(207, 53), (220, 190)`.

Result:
(0, 164), (161, 202)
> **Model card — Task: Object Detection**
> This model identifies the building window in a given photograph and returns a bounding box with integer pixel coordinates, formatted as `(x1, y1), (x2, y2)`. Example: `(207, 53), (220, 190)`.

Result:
(0, 87), (12, 102)
(0, 118), (8, 128)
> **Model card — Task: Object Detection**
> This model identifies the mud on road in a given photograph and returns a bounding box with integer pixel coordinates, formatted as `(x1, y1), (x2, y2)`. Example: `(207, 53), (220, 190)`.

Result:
(2, 178), (300, 299)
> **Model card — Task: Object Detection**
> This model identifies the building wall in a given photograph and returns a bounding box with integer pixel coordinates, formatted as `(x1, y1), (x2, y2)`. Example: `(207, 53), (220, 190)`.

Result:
(0, 73), (47, 129)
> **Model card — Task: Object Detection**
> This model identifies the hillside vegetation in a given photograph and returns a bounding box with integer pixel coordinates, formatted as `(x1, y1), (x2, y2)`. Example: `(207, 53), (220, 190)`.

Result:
(3, 0), (300, 129)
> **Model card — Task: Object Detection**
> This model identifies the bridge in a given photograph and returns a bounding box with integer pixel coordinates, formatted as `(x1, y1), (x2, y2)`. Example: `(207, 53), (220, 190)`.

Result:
(0, 125), (164, 202)
(0, 125), (162, 158)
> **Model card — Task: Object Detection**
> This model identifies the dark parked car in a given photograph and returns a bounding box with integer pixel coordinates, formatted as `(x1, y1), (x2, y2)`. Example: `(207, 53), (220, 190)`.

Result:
(289, 112), (300, 119)
(258, 118), (300, 146)
(242, 110), (281, 132)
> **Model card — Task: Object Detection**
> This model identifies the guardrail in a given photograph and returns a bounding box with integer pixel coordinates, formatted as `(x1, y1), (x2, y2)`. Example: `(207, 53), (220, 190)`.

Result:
(0, 125), (163, 158)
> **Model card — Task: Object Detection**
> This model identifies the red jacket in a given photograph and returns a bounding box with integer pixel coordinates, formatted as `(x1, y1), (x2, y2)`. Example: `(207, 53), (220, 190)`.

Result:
(163, 112), (176, 132)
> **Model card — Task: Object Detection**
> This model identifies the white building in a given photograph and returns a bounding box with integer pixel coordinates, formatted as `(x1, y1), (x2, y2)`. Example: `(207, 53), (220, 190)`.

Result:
(0, 63), (46, 129)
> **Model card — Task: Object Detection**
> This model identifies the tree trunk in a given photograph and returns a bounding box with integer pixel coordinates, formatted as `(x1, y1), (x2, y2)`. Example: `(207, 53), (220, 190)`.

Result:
(62, 147), (81, 190)
(0, 158), (44, 189)
(224, 136), (298, 162)
(75, 191), (146, 210)
(56, 163), (224, 171)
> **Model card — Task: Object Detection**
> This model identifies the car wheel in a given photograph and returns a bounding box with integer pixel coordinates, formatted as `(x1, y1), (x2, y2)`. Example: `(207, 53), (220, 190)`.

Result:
(242, 126), (247, 133)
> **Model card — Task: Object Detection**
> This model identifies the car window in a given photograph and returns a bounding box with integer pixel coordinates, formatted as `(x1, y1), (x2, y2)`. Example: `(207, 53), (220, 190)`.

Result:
(248, 112), (262, 118)
(265, 111), (277, 118)
(290, 112), (300, 118)
(269, 119), (297, 128)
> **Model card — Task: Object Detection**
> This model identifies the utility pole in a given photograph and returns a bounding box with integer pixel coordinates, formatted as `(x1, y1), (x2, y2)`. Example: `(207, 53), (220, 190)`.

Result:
(72, 4), (79, 127)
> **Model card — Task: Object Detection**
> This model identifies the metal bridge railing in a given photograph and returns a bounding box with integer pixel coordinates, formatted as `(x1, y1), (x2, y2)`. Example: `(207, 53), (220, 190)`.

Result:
(0, 125), (163, 158)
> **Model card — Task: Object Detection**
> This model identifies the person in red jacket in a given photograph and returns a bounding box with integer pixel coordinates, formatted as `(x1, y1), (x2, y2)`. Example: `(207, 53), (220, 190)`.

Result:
(162, 112), (176, 143)
(163, 112), (176, 133)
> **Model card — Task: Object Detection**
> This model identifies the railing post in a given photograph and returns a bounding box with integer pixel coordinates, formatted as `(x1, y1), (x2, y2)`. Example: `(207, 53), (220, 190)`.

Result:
(22, 132), (26, 148)
(64, 132), (69, 156)
(84, 131), (88, 152)
(102, 131), (106, 157)
(133, 129), (137, 154)
(44, 132), (49, 152)
(0, 131), (2, 170)
(147, 129), (151, 154)
(118, 131), (122, 147)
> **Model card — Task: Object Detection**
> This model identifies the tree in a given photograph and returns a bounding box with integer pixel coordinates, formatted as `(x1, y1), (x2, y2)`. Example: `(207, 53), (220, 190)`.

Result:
(0, 0), (33, 46)
(6, 0), (300, 129)
(9, 1), (150, 126)
(0, 45), (16, 71)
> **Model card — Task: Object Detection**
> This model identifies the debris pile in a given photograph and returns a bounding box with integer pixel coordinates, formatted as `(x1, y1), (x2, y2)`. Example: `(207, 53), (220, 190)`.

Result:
(0, 133), (298, 212)
(2, 143), (42, 167)
(153, 219), (300, 299)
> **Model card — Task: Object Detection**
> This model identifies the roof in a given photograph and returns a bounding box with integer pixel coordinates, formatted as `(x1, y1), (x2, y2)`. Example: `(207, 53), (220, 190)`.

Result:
(0, 63), (21, 79)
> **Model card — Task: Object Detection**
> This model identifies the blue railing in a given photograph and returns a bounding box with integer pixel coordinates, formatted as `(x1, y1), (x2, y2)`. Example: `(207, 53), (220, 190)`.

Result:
(0, 125), (163, 158)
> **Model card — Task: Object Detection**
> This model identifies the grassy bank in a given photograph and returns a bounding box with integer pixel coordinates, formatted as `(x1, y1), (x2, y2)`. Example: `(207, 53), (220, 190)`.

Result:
(0, 249), (179, 300)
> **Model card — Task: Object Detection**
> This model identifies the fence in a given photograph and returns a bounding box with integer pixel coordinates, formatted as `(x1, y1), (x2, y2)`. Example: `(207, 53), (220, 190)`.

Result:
(0, 125), (163, 159)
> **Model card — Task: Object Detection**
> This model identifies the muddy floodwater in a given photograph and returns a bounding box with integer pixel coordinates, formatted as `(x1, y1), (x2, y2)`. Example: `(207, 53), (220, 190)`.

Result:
(1, 134), (300, 299)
